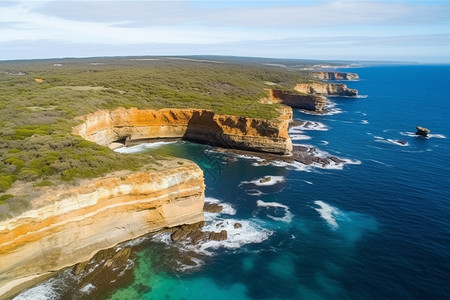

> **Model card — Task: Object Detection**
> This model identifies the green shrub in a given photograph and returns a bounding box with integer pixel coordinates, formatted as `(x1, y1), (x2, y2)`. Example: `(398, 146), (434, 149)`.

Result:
(0, 194), (14, 204)
(33, 180), (53, 187)
(0, 175), (16, 192)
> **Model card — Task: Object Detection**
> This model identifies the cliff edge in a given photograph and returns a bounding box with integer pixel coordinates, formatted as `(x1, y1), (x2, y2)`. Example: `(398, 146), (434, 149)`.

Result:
(72, 107), (293, 155)
(0, 163), (205, 299)
(311, 72), (359, 81)
(294, 83), (358, 96)
(269, 89), (327, 112)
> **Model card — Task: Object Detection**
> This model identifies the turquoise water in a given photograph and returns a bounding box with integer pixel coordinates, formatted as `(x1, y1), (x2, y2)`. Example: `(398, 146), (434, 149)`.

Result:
(15, 66), (450, 299)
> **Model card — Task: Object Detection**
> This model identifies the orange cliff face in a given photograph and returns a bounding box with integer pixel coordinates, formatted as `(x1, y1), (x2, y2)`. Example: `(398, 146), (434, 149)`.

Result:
(72, 108), (293, 155)
(294, 83), (358, 96)
(269, 89), (327, 112)
(311, 71), (359, 81)
(0, 163), (205, 298)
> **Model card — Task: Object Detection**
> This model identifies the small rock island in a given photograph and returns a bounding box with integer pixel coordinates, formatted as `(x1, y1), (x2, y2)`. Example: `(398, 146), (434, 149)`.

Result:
(415, 126), (430, 137)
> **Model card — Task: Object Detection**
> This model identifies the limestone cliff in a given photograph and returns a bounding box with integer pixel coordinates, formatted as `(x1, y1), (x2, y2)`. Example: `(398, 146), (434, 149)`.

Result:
(72, 108), (293, 155)
(311, 72), (359, 81)
(269, 89), (327, 112)
(294, 83), (358, 96)
(0, 163), (205, 299)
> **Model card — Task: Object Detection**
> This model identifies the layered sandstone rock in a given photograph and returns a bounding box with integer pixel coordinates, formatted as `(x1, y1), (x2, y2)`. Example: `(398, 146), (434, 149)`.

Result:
(312, 72), (359, 81)
(72, 108), (293, 155)
(0, 163), (204, 299)
(294, 83), (358, 96)
(269, 89), (327, 112)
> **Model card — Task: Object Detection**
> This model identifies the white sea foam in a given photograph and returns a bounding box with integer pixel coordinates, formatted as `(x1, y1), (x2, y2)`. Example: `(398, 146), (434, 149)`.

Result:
(235, 154), (265, 162)
(290, 134), (312, 140)
(387, 139), (409, 146)
(368, 159), (392, 167)
(314, 201), (342, 230)
(256, 200), (293, 223)
(340, 158), (362, 165)
(152, 197), (273, 258)
(153, 218), (272, 257)
(175, 257), (204, 272)
(267, 160), (313, 172)
(298, 102), (342, 116)
(374, 138), (408, 147)
(400, 131), (446, 139)
(245, 189), (265, 196)
(79, 283), (96, 294)
(289, 121), (328, 132)
(114, 141), (178, 153)
(205, 197), (236, 216)
(14, 270), (76, 300)
(319, 140), (329, 145)
(361, 120), (369, 124)
(14, 282), (60, 300)
(239, 176), (285, 187)
(259, 152), (360, 172)
(304, 180), (314, 185)
(198, 219), (272, 252)
(122, 236), (149, 247)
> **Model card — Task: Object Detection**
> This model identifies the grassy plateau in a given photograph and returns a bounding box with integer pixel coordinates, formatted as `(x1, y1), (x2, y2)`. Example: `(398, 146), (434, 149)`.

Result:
(0, 56), (323, 217)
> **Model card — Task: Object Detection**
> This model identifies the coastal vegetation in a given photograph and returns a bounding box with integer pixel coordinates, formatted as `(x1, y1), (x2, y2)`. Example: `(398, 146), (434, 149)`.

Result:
(0, 56), (315, 216)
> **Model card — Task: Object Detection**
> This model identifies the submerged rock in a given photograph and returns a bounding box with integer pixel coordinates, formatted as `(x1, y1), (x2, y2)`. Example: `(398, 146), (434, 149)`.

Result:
(415, 126), (430, 137)
(397, 140), (408, 145)
(225, 157), (238, 163)
(69, 247), (133, 299)
(203, 203), (223, 213)
(170, 221), (205, 242)
(259, 176), (271, 184)
(209, 230), (228, 241)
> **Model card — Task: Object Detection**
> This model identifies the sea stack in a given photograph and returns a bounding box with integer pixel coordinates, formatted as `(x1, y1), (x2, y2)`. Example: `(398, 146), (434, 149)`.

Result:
(415, 126), (430, 137)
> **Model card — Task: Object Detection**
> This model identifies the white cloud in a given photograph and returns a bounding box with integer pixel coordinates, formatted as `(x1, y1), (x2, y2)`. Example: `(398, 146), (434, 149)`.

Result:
(0, 0), (449, 62)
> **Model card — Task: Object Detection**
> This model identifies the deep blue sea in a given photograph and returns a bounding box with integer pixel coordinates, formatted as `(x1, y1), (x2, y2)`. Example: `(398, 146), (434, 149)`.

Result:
(15, 65), (450, 300)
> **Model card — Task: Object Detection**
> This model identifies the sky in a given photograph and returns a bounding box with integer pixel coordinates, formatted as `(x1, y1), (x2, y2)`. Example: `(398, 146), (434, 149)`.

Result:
(1, 0), (450, 62)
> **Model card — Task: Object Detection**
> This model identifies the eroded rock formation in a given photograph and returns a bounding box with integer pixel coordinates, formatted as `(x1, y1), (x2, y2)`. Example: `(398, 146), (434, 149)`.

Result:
(294, 83), (358, 96)
(72, 108), (293, 155)
(0, 163), (204, 299)
(269, 89), (327, 112)
(312, 72), (359, 81)
(415, 126), (430, 137)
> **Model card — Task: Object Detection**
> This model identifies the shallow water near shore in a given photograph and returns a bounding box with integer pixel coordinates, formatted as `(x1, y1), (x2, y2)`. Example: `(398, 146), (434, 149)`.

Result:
(15, 65), (450, 299)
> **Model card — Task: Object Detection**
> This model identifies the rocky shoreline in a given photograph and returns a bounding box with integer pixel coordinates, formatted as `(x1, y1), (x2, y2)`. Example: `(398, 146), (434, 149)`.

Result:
(1, 71), (361, 298)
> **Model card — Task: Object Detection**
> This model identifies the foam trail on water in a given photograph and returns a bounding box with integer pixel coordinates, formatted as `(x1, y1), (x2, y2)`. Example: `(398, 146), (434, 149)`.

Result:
(245, 189), (265, 196)
(290, 134), (312, 141)
(368, 159), (392, 167)
(114, 141), (178, 153)
(400, 131), (446, 139)
(256, 200), (293, 223)
(374, 136), (409, 147)
(314, 200), (342, 230)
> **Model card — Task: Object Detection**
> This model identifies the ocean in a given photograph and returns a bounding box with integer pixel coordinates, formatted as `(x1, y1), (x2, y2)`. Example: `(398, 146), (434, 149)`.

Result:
(14, 65), (450, 299)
